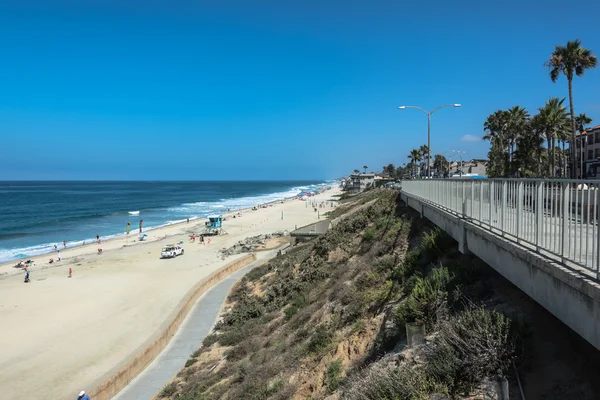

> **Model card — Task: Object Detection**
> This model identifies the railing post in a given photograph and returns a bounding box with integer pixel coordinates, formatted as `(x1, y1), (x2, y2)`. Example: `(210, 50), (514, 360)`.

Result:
(489, 181), (495, 226)
(535, 181), (544, 251)
(470, 180), (474, 219)
(562, 182), (569, 263)
(462, 181), (466, 217)
(596, 186), (600, 276)
(516, 181), (524, 243)
(501, 181), (506, 235)
(479, 180), (483, 223)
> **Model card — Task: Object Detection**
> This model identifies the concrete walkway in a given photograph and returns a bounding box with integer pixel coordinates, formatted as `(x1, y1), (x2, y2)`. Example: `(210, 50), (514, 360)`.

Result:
(113, 246), (286, 400)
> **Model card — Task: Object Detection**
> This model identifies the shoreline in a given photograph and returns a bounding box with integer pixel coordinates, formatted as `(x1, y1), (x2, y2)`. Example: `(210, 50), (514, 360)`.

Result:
(0, 181), (334, 266)
(0, 186), (333, 278)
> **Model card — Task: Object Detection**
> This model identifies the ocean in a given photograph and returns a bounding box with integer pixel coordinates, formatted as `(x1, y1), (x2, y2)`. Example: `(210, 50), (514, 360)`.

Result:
(0, 180), (329, 263)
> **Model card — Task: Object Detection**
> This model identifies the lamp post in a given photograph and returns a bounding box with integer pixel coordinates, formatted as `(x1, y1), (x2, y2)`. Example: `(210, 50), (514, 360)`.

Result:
(452, 149), (466, 177)
(398, 104), (461, 178)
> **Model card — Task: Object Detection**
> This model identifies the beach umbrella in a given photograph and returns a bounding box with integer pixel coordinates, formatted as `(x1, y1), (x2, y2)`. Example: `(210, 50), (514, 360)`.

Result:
(140, 233), (148, 237)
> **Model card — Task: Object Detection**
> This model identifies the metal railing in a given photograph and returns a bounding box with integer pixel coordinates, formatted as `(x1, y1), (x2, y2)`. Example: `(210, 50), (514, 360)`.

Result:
(402, 178), (600, 278)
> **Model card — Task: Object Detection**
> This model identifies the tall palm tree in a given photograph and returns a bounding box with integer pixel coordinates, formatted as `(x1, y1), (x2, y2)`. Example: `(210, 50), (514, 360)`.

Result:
(536, 97), (570, 177)
(418, 145), (430, 176)
(506, 106), (530, 176)
(576, 113), (593, 132)
(483, 110), (510, 177)
(362, 165), (368, 174)
(529, 114), (547, 176)
(408, 150), (422, 178)
(353, 169), (360, 174)
(546, 39), (598, 178)
(576, 113), (593, 178)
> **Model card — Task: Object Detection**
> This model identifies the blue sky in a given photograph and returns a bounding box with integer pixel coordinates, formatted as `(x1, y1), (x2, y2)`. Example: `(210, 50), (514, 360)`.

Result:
(1, 0), (599, 180)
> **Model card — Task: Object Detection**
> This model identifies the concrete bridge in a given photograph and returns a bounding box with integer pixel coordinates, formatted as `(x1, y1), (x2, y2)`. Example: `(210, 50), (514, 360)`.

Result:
(401, 178), (600, 352)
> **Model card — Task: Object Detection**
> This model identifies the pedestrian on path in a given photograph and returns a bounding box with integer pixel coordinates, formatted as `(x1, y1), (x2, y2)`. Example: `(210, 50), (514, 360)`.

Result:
(77, 390), (90, 400)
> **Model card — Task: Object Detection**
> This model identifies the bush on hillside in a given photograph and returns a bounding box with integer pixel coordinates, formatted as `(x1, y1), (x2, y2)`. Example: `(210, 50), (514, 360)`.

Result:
(394, 266), (453, 331)
(325, 359), (344, 394)
(427, 307), (518, 396)
(307, 324), (333, 354)
(343, 360), (435, 400)
(223, 293), (265, 326)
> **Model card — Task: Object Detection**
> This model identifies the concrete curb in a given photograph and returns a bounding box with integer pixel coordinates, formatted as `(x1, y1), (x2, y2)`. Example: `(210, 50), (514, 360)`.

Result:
(88, 253), (256, 400)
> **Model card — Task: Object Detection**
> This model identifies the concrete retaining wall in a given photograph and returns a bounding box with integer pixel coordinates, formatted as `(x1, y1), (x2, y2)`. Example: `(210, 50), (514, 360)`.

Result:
(401, 192), (600, 352)
(88, 253), (256, 400)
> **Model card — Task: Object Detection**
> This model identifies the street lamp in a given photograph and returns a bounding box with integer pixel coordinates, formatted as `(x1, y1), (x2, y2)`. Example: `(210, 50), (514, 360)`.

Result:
(451, 149), (466, 177)
(398, 104), (461, 178)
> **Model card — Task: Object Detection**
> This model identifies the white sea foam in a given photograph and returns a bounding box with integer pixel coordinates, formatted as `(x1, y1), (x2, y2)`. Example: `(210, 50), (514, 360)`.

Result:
(0, 182), (333, 263)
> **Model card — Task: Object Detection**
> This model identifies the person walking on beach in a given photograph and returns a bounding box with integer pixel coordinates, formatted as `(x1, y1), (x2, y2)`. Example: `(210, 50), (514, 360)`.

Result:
(63, 240), (67, 248)
(76, 390), (91, 400)
(24, 268), (30, 283)
(187, 218), (189, 224)
(96, 234), (100, 244)
(57, 250), (62, 262)
(68, 267), (72, 278)
(139, 219), (143, 234)
(54, 244), (58, 251)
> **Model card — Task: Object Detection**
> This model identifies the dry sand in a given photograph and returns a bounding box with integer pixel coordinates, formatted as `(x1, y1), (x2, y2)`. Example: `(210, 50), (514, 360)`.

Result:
(0, 187), (340, 400)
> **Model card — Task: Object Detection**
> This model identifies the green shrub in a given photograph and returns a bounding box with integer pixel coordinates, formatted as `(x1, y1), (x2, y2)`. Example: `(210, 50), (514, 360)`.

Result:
(219, 325), (252, 346)
(394, 266), (453, 331)
(225, 338), (261, 361)
(428, 307), (518, 396)
(184, 358), (197, 368)
(375, 254), (397, 274)
(223, 293), (265, 326)
(325, 359), (344, 394)
(392, 250), (421, 282)
(307, 324), (332, 354)
(202, 333), (219, 348)
(363, 226), (376, 242)
(343, 361), (435, 400)
(419, 228), (455, 260)
(159, 382), (177, 397)
(284, 304), (299, 320)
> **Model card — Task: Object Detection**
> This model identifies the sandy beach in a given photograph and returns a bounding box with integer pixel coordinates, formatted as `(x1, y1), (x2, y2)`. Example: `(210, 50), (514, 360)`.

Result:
(0, 187), (340, 400)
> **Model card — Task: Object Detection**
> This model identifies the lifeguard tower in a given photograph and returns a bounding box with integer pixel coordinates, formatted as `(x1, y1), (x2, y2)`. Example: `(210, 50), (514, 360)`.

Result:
(202, 215), (224, 236)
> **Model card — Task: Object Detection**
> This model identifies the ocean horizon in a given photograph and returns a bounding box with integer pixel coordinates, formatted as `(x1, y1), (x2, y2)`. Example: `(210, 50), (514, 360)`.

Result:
(0, 180), (332, 263)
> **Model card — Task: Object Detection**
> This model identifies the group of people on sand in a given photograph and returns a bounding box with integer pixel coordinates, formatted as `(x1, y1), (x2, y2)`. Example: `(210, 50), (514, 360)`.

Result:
(189, 234), (210, 245)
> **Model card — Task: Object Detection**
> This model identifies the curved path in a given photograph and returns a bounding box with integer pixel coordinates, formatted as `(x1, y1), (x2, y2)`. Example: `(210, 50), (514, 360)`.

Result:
(112, 246), (286, 400)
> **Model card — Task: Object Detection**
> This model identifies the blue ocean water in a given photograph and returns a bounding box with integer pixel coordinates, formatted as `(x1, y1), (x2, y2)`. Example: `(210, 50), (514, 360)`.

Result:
(0, 180), (328, 262)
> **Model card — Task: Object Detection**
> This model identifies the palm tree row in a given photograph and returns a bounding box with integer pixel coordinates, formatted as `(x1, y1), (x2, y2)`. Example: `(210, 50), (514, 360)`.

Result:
(484, 98), (592, 177)
(406, 145), (429, 177)
(484, 39), (597, 178)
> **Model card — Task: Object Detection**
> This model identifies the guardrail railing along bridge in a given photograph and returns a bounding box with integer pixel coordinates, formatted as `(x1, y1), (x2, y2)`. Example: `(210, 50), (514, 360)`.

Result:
(402, 178), (600, 279)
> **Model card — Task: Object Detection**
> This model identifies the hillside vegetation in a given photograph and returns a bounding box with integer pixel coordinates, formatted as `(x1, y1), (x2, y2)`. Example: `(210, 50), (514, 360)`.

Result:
(157, 189), (525, 399)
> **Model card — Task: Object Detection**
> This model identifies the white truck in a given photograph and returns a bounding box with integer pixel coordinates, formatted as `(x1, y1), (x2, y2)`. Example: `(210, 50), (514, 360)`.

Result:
(161, 245), (184, 259)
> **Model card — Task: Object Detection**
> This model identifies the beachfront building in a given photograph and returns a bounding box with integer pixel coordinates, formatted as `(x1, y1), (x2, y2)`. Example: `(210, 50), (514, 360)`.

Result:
(574, 125), (600, 178)
(374, 173), (395, 187)
(448, 159), (487, 177)
(465, 159), (488, 176)
(344, 173), (375, 192)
